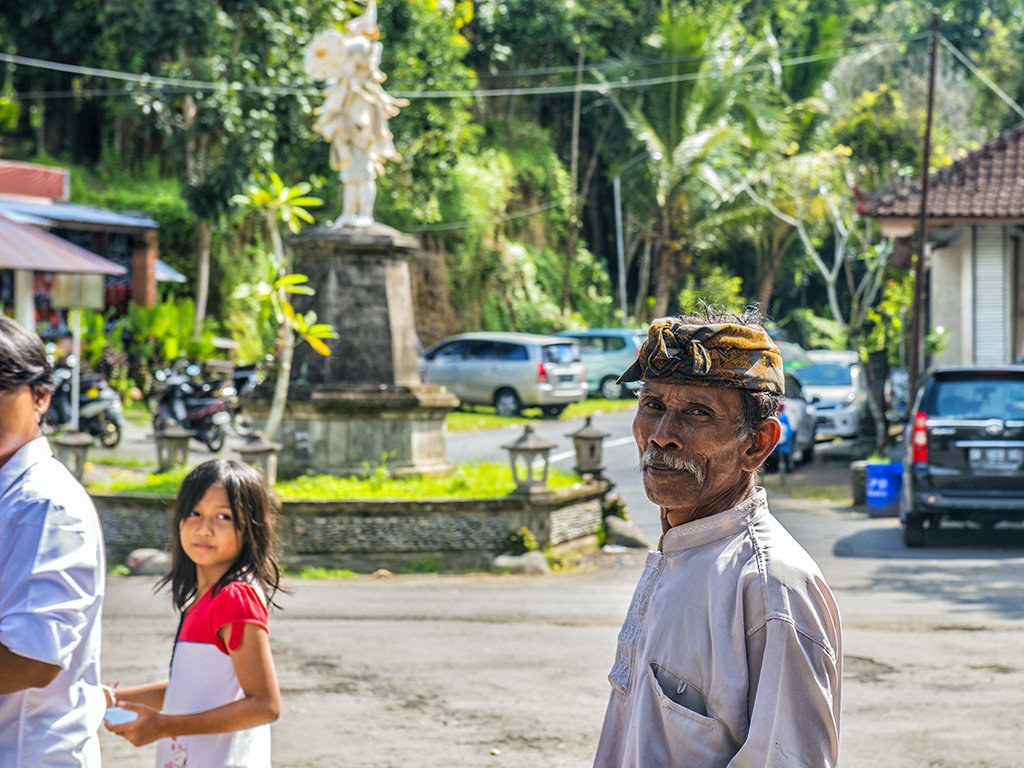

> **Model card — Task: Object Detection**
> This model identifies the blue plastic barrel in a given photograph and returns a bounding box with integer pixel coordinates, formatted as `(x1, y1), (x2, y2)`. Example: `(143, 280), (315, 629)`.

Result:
(865, 461), (903, 516)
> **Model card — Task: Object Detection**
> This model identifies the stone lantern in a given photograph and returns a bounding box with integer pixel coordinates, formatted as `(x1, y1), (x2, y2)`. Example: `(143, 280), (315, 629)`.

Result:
(501, 425), (557, 497)
(155, 421), (196, 473)
(235, 432), (282, 487)
(566, 416), (609, 479)
(54, 431), (93, 483)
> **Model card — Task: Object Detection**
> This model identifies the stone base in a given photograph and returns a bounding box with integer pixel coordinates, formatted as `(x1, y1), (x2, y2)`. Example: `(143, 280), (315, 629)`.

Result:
(245, 383), (459, 478)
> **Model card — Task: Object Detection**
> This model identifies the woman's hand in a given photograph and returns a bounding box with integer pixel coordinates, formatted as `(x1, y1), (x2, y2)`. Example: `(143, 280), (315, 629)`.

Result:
(104, 701), (166, 746)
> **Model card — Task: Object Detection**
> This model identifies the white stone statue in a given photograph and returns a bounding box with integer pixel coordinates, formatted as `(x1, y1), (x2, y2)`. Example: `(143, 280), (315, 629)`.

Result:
(304, 1), (408, 227)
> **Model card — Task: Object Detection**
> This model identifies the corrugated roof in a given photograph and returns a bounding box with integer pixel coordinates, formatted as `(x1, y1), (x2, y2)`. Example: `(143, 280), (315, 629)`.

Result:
(0, 214), (128, 275)
(0, 199), (158, 229)
(858, 123), (1024, 220)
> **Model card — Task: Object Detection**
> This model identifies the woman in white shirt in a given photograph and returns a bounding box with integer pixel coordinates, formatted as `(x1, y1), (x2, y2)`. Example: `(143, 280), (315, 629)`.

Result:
(0, 316), (106, 767)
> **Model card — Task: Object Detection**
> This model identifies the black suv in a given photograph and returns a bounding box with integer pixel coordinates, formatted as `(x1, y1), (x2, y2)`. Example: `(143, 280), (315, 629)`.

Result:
(901, 366), (1024, 546)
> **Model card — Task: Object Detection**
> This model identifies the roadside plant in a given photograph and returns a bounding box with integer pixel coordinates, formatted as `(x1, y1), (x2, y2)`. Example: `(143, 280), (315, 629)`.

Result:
(505, 526), (540, 556)
(232, 172), (337, 440)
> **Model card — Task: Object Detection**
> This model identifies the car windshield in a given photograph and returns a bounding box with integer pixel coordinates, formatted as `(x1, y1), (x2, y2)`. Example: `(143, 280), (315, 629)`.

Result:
(931, 376), (1024, 419)
(797, 363), (853, 386)
(543, 344), (580, 363)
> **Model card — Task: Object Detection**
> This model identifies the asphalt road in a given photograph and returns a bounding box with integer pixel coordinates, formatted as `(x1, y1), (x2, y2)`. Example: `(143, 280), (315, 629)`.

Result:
(93, 405), (1024, 767)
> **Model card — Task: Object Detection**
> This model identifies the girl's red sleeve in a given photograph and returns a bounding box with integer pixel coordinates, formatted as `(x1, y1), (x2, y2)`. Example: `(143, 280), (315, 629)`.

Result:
(209, 581), (269, 653)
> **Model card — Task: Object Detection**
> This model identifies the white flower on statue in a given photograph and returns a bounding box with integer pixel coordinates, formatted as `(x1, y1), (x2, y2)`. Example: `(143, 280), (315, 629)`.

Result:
(304, 29), (347, 80)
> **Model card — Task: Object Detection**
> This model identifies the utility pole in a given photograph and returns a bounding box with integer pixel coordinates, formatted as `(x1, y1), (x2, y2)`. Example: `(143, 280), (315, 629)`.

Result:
(908, 12), (940, 399)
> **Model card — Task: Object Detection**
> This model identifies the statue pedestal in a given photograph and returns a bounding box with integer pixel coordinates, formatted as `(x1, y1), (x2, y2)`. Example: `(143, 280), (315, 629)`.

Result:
(258, 222), (458, 477)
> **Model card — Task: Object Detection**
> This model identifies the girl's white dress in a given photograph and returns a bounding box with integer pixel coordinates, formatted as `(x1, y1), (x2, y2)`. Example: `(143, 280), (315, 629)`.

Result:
(155, 581), (270, 768)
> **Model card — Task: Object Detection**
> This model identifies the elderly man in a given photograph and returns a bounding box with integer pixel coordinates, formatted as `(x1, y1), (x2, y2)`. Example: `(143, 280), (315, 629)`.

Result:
(593, 311), (841, 768)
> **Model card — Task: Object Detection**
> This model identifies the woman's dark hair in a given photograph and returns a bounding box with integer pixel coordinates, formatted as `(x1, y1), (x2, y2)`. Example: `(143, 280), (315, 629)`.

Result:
(158, 460), (285, 611)
(0, 316), (53, 393)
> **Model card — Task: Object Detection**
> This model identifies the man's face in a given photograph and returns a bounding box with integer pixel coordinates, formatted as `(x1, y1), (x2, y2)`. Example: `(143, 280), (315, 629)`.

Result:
(0, 384), (50, 468)
(633, 379), (764, 528)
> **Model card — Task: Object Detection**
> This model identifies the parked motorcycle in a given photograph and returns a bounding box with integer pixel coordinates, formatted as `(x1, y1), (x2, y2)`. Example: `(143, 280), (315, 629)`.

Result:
(151, 365), (231, 452)
(222, 363), (262, 436)
(46, 367), (125, 447)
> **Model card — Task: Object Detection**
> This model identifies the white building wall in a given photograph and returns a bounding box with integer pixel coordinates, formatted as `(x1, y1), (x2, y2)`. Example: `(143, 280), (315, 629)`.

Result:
(929, 227), (971, 367)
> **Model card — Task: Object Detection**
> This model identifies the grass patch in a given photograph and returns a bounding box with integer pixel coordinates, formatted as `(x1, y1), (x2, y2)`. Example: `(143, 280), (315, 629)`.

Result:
(88, 455), (156, 469)
(283, 566), (359, 579)
(89, 461), (582, 500)
(446, 397), (635, 431)
(396, 556), (444, 574)
(763, 476), (853, 503)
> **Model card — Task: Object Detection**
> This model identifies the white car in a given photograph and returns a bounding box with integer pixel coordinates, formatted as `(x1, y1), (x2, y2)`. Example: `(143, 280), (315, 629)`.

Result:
(799, 360), (871, 441)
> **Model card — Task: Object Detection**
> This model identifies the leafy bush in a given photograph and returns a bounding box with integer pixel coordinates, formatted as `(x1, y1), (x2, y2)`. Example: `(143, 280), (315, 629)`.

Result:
(504, 526), (540, 556)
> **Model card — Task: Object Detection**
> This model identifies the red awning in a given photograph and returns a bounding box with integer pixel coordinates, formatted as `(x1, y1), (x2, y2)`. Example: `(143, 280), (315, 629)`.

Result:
(0, 213), (126, 275)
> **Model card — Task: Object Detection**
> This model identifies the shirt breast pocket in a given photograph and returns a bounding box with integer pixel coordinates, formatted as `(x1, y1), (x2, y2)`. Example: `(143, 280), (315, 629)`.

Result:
(647, 661), (712, 722)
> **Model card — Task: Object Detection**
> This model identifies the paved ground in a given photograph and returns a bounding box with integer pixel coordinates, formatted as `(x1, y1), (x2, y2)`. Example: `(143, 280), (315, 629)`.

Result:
(95, 460), (1024, 767)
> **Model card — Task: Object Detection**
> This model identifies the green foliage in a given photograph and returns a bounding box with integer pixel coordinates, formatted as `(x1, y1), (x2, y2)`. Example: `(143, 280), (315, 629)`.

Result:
(782, 308), (848, 350)
(125, 297), (217, 365)
(862, 274), (913, 367)
(602, 493), (630, 522)
(677, 265), (747, 315)
(504, 526), (540, 556)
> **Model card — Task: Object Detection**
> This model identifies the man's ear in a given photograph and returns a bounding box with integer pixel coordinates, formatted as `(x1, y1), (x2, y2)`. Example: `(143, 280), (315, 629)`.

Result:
(743, 417), (780, 472)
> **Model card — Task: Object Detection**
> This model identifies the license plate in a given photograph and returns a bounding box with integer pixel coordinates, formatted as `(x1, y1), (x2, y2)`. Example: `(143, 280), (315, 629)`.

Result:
(968, 447), (1024, 470)
(211, 411), (231, 425)
(559, 374), (575, 383)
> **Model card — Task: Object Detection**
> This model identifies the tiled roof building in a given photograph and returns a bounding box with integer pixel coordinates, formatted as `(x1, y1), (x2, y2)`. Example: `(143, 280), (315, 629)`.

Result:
(857, 123), (1024, 221)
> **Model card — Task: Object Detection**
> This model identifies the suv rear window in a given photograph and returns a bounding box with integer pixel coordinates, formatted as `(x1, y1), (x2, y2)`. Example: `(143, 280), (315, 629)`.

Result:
(542, 344), (581, 364)
(929, 375), (1024, 418)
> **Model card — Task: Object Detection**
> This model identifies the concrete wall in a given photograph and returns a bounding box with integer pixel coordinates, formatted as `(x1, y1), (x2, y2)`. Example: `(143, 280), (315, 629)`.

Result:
(92, 483), (608, 571)
(929, 227), (971, 367)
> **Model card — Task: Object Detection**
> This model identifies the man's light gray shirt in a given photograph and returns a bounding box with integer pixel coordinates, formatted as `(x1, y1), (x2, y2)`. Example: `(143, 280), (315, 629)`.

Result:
(593, 489), (841, 767)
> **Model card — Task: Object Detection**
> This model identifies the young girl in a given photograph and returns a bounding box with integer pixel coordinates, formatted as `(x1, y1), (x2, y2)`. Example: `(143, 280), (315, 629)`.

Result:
(106, 460), (284, 768)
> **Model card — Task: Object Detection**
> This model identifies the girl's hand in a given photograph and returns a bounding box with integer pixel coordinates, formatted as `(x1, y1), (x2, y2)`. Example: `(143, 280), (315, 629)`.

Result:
(104, 701), (165, 746)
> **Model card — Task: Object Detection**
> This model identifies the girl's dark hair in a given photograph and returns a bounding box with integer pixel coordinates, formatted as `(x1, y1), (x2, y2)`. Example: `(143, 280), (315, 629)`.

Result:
(0, 317), (53, 393)
(159, 460), (285, 611)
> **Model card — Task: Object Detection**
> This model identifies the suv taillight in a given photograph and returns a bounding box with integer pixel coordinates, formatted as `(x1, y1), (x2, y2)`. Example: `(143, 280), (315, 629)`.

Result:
(536, 362), (549, 384)
(911, 411), (929, 463)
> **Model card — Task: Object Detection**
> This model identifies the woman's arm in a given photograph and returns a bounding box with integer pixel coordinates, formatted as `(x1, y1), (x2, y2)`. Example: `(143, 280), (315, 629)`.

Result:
(0, 643), (60, 693)
(108, 623), (279, 747)
(113, 680), (168, 710)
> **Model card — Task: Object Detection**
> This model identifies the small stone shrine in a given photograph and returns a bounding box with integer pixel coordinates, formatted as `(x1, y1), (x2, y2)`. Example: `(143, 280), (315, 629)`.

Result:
(252, 223), (458, 477)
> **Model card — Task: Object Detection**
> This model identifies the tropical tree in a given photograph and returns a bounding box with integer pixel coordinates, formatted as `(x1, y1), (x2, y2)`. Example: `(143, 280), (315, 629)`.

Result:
(605, 2), (776, 318)
(232, 173), (336, 441)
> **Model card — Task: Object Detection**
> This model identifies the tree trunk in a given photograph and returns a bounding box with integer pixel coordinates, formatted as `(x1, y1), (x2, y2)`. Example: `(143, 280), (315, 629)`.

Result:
(559, 46), (585, 312)
(263, 325), (294, 441)
(634, 239), (652, 322)
(193, 219), (212, 333)
(755, 243), (787, 313)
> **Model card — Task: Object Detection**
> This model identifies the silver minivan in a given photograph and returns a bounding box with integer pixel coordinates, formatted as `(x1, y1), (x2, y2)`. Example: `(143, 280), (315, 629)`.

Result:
(420, 332), (587, 417)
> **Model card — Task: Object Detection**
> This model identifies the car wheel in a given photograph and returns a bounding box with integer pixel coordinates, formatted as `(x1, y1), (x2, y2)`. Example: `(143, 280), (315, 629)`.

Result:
(98, 416), (121, 448)
(903, 511), (926, 547)
(800, 439), (815, 465)
(763, 453), (779, 473)
(599, 376), (624, 400)
(203, 424), (226, 453)
(541, 405), (566, 419)
(494, 389), (521, 417)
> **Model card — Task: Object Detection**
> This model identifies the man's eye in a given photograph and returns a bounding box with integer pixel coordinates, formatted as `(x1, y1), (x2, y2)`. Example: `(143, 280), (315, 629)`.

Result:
(217, 513), (233, 521)
(187, 510), (200, 517)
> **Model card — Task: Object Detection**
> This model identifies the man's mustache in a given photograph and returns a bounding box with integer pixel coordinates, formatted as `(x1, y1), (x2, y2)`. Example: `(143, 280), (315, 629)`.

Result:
(639, 448), (704, 483)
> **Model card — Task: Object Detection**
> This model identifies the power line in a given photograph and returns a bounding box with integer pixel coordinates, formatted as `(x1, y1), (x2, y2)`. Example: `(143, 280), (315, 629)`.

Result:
(939, 35), (1024, 119)
(3, 34), (920, 102)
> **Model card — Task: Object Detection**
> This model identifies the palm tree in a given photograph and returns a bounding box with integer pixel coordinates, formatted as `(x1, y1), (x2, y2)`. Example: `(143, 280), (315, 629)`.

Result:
(607, 2), (773, 318)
